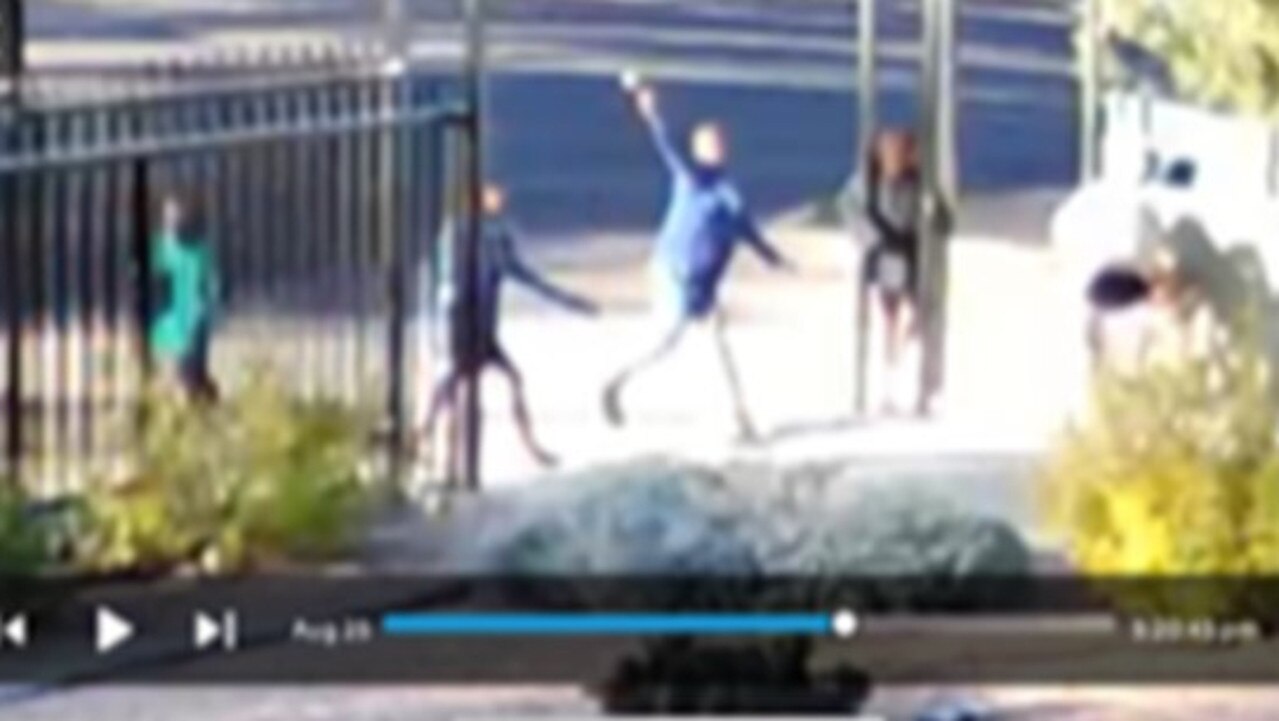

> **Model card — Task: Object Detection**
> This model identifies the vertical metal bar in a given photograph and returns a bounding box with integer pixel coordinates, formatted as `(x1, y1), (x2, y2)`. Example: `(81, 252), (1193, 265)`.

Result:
(934, 0), (959, 208)
(15, 120), (36, 484)
(335, 67), (357, 403)
(1, 0), (24, 86)
(250, 59), (273, 380)
(64, 106), (88, 490)
(198, 72), (221, 400)
(39, 112), (60, 492)
(856, 0), (878, 191)
(270, 68), (292, 387)
(457, 0), (487, 491)
(271, 70), (297, 396)
(853, 0), (877, 418)
(295, 70), (317, 401)
(357, 66), (379, 404)
(130, 132), (153, 397)
(1, 104), (21, 482)
(421, 81), (445, 437)
(110, 104), (133, 461)
(318, 57), (341, 401)
(88, 98), (111, 465)
(916, 0), (957, 418)
(1080, 0), (1101, 182)
(232, 70), (257, 391)
(353, 70), (371, 404)
(437, 120), (462, 485)
(381, 62), (408, 488)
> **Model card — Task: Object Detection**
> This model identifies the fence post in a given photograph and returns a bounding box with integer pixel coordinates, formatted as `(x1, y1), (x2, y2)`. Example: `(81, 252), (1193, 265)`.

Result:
(129, 152), (153, 401)
(0, 0), (21, 86)
(1, 0), (21, 484)
(916, 0), (957, 418)
(1, 101), (20, 483)
(853, 0), (877, 417)
(454, 0), (487, 492)
(380, 3), (409, 491)
(1079, 0), (1102, 182)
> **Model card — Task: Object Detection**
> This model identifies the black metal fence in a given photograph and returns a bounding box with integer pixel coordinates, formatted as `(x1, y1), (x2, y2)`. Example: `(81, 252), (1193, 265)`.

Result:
(0, 49), (467, 495)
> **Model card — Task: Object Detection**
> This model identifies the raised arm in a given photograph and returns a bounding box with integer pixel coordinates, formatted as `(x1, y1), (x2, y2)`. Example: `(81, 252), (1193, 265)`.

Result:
(496, 225), (598, 316)
(628, 82), (687, 176)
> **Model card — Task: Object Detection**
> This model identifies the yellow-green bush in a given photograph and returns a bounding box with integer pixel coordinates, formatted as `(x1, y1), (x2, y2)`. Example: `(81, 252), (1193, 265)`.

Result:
(78, 373), (375, 575)
(1042, 314), (1279, 618)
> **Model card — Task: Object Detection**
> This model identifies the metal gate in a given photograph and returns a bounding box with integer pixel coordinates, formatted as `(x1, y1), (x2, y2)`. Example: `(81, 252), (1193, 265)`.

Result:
(0, 49), (468, 495)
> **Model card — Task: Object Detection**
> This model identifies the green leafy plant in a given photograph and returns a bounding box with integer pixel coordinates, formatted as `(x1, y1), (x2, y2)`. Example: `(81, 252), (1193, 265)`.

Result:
(1042, 310), (1279, 618)
(221, 379), (372, 566)
(1101, 0), (1279, 119)
(0, 482), (52, 576)
(78, 372), (375, 575)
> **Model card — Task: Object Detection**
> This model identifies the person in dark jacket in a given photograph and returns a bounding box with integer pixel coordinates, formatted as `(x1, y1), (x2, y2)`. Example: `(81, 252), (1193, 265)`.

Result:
(601, 74), (792, 441)
(418, 183), (597, 469)
(861, 129), (923, 414)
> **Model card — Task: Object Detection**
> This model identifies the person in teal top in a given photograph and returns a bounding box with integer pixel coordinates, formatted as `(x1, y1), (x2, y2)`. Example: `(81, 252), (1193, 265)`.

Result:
(149, 192), (220, 403)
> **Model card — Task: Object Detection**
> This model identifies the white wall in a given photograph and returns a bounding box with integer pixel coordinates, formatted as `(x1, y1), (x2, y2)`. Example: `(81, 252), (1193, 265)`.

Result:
(1102, 92), (1276, 197)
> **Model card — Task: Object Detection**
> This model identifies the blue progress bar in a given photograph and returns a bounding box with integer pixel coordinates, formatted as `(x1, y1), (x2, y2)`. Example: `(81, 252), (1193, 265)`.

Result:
(380, 612), (834, 636)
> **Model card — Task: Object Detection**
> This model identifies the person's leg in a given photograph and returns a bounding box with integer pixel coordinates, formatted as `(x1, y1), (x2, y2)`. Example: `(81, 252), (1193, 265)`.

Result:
(601, 319), (687, 427)
(710, 308), (758, 441)
(184, 320), (218, 405)
(877, 291), (903, 414)
(419, 369), (462, 462)
(895, 296), (927, 415)
(491, 350), (558, 469)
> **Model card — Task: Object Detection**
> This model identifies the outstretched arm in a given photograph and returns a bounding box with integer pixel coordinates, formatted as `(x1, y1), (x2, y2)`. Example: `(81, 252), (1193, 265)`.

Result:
(498, 227), (599, 316)
(723, 186), (788, 269)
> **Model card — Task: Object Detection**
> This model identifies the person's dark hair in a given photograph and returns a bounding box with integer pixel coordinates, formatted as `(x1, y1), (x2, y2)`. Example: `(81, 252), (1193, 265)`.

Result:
(159, 187), (208, 241)
(1088, 264), (1151, 311)
(866, 129), (919, 186)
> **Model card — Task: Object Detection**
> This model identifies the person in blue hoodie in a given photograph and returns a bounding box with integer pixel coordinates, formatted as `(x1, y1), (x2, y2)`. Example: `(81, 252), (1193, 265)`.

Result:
(601, 75), (791, 440)
(418, 182), (597, 469)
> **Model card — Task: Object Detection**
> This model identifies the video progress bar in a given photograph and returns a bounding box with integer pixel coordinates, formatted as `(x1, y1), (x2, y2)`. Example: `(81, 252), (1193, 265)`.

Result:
(381, 611), (859, 637)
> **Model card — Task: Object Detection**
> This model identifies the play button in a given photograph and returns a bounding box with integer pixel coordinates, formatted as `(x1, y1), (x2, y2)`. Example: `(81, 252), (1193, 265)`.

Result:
(95, 606), (134, 654)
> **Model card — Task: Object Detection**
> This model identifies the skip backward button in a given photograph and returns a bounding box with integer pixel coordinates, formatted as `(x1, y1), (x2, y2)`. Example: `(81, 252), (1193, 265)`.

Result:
(0, 615), (28, 649)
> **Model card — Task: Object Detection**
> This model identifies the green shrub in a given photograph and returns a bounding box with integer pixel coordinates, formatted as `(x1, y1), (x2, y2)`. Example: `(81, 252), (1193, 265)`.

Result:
(0, 482), (51, 575)
(223, 381), (371, 566)
(78, 373), (375, 575)
(1042, 314), (1279, 618)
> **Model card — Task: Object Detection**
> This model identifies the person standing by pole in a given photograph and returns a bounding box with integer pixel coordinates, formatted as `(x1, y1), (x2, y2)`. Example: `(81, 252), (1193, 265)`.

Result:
(860, 130), (923, 415)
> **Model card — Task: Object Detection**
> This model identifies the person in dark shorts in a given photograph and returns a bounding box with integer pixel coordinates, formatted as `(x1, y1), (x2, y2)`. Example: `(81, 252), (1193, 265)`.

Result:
(149, 191), (220, 404)
(600, 73), (792, 441)
(861, 129), (922, 414)
(418, 182), (597, 469)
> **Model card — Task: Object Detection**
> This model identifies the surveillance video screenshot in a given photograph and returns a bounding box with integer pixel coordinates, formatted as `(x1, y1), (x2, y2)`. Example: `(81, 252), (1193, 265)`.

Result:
(1, 0), (1278, 718)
